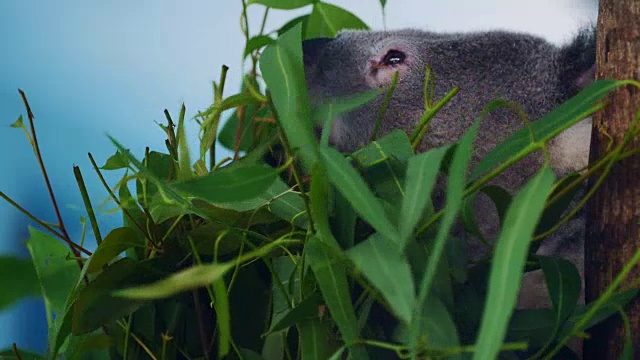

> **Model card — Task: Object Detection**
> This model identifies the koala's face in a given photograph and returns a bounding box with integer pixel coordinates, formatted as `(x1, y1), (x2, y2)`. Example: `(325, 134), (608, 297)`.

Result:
(302, 30), (427, 151)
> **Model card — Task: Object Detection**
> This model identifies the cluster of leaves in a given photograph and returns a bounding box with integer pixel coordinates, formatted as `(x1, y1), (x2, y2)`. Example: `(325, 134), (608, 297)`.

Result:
(3, 1), (640, 360)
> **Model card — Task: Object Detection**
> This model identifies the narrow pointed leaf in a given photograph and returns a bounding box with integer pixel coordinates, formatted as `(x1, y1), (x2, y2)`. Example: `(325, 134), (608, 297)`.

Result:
(471, 80), (622, 180)
(320, 146), (398, 243)
(86, 227), (144, 273)
(347, 233), (415, 323)
(408, 120), (479, 359)
(539, 256), (582, 325)
(260, 24), (318, 170)
(473, 166), (555, 360)
(399, 146), (450, 246)
(306, 2), (368, 39)
(305, 236), (368, 359)
(0, 256), (40, 310)
(171, 164), (278, 203)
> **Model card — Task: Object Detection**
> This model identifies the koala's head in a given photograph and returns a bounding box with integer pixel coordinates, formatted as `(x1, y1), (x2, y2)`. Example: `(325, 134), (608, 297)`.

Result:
(303, 30), (429, 152)
(302, 28), (596, 155)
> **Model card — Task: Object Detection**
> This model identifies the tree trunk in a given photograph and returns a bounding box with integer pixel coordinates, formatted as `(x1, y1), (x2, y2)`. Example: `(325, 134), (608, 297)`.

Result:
(584, 0), (640, 358)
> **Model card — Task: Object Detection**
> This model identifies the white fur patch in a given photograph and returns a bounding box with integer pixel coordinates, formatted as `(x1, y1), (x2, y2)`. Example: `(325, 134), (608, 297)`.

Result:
(549, 117), (592, 174)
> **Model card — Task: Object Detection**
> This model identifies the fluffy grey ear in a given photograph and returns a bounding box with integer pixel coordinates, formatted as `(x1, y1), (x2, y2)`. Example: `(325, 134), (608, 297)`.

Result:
(557, 26), (597, 95)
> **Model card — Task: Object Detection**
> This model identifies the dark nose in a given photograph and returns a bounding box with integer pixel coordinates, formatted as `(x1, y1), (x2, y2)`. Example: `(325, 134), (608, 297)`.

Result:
(302, 37), (333, 66)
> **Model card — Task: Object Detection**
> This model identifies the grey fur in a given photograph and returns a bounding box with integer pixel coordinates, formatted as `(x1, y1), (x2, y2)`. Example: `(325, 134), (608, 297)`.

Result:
(302, 28), (595, 309)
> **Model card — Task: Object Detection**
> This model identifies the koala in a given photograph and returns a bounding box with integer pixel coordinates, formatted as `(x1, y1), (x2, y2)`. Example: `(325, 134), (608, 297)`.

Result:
(302, 28), (596, 311)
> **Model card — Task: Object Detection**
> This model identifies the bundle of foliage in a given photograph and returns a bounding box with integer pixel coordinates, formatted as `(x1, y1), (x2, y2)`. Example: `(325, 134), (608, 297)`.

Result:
(2, 1), (640, 359)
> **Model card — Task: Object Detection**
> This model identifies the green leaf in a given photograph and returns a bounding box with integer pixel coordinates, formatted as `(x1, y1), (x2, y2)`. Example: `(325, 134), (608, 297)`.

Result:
(86, 227), (144, 273)
(395, 297), (461, 356)
(560, 289), (639, 338)
(399, 146), (449, 247)
(347, 233), (415, 324)
(214, 176), (309, 228)
(421, 297), (461, 352)
(137, 150), (175, 208)
(244, 35), (276, 58)
(471, 79), (622, 181)
(115, 239), (290, 299)
(277, 15), (310, 37)
(171, 163), (278, 203)
(508, 308), (556, 348)
(0, 256), (40, 310)
(309, 163), (345, 257)
(305, 236), (368, 359)
(72, 258), (165, 334)
(115, 262), (233, 300)
(332, 190), (356, 249)
(10, 115), (24, 128)
(351, 130), (413, 169)
(239, 348), (267, 360)
(299, 318), (333, 360)
(539, 256), (582, 325)
(260, 23), (318, 170)
(25, 227), (80, 344)
(408, 120), (479, 359)
(320, 146), (398, 243)
(473, 166), (556, 360)
(312, 89), (382, 144)
(479, 185), (513, 228)
(535, 173), (583, 236)
(267, 293), (320, 334)
(249, 0), (314, 10)
(305, 2), (369, 39)
(101, 149), (130, 170)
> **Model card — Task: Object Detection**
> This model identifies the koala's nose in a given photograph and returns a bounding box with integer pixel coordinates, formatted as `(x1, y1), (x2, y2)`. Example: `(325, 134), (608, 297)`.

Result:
(302, 37), (333, 66)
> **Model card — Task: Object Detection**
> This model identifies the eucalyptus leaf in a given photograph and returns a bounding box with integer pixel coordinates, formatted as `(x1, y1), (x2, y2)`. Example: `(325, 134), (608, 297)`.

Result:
(305, 2), (369, 39)
(539, 256), (582, 326)
(171, 163), (278, 203)
(249, 0), (314, 10)
(347, 233), (415, 324)
(408, 120), (479, 359)
(260, 23), (318, 170)
(305, 236), (368, 359)
(473, 166), (555, 360)
(0, 256), (40, 310)
(471, 80), (622, 181)
(399, 146), (450, 247)
(86, 227), (144, 273)
(320, 146), (398, 243)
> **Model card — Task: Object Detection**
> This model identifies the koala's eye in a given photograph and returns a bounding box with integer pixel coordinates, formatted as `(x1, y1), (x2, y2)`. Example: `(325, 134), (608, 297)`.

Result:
(382, 49), (406, 66)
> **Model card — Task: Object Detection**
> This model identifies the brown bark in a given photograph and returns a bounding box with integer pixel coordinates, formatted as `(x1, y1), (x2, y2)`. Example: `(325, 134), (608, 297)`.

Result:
(584, 0), (640, 359)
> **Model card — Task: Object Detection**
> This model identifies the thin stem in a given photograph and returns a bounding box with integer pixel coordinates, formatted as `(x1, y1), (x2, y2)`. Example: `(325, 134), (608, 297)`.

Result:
(11, 343), (23, 360)
(18, 90), (75, 251)
(0, 192), (64, 243)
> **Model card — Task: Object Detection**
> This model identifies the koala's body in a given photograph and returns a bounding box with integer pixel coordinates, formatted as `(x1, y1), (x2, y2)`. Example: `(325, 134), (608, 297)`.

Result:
(302, 28), (595, 310)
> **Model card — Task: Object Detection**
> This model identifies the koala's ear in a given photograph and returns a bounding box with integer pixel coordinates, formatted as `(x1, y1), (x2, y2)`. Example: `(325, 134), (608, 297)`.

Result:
(558, 27), (596, 95)
(574, 64), (596, 90)
(302, 37), (333, 67)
